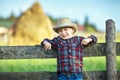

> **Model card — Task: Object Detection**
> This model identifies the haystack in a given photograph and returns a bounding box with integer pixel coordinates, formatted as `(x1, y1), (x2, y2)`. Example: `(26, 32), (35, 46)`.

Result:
(8, 2), (54, 45)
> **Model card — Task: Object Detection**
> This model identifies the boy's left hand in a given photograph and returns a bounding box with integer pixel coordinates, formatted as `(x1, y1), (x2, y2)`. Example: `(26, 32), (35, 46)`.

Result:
(81, 38), (92, 45)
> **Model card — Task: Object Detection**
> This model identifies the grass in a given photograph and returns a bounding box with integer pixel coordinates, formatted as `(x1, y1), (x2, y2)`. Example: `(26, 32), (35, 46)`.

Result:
(0, 58), (56, 72)
(0, 56), (120, 72)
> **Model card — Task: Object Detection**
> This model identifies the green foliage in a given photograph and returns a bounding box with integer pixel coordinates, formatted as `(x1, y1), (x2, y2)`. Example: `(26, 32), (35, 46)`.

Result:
(0, 20), (13, 28)
(47, 15), (58, 25)
(0, 11), (17, 28)
(7, 11), (17, 21)
(85, 25), (96, 32)
(84, 16), (97, 32)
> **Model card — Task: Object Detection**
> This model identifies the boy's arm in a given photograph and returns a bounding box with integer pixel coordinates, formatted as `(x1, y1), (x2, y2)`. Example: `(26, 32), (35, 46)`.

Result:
(41, 39), (50, 47)
(88, 35), (97, 44)
(42, 41), (52, 50)
(81, 35), (97, 47)
(41, 37), (57, 50)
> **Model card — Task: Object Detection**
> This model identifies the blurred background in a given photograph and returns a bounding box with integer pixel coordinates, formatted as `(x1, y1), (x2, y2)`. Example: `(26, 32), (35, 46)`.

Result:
(0, 0), (120, 46)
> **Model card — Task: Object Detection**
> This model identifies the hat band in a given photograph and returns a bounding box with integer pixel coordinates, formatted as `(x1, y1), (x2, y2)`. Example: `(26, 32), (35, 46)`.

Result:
(57, 23), (74, 28)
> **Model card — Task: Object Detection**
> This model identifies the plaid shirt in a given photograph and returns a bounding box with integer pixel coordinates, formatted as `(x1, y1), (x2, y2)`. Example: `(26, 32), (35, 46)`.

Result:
(41, 35), (97, 73)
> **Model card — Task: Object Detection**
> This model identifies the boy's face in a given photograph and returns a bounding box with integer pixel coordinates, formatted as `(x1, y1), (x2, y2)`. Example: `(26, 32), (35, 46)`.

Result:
(58, 27), (74, 39)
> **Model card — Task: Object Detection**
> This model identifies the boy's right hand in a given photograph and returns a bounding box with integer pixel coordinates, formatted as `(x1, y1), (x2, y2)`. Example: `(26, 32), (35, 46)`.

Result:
(43, 41), (52, 50)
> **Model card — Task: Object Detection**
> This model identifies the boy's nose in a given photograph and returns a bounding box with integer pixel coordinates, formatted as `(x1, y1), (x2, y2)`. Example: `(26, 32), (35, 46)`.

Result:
(61, 30), (66, 34)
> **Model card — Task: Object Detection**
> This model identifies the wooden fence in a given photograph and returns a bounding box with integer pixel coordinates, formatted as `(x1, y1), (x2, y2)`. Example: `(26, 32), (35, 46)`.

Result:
(0, 43), (120, 80)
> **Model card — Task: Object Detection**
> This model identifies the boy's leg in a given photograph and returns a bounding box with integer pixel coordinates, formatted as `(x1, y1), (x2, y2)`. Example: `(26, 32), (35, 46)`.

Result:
(58, 73), (67, 80)
(69, 73), (83, 80)
(74, 73), (83, 80)
(58, 73), (82, 80)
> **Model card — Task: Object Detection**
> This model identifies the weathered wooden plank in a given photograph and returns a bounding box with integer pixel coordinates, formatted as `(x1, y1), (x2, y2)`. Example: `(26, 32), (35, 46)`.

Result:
(106, 19), (117, 80)
(0, 71), (120, 80)
(0, 45), (57, 59)
(0, 72), (56, 80)
(0, 43), (120, 59)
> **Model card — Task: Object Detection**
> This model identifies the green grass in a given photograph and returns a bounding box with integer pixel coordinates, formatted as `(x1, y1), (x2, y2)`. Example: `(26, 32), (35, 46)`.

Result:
(84, 57), (106, 71)
(0, 56), (120, 72)
(0, 59), (56, 72)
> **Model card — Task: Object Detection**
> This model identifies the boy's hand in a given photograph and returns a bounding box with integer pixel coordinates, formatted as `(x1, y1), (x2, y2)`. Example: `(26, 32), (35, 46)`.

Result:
(81, 38), (92, 46)
(43, 41), (52, 50)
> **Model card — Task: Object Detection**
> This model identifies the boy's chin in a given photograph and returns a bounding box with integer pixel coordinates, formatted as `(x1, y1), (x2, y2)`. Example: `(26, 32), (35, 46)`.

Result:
(60, 36), (72, 39)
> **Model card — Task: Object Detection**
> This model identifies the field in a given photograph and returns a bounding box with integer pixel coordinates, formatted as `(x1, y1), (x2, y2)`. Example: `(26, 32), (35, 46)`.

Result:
(75, 32), (120, 43)
(0, 56), (120, 72)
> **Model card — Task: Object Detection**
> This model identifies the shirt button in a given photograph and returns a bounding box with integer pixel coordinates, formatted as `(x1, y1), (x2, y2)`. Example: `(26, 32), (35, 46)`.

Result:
(69, 49), (71, 52)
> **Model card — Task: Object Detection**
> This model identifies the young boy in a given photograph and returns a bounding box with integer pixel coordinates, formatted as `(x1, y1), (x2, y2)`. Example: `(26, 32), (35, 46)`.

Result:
(41, 17), (97, 80)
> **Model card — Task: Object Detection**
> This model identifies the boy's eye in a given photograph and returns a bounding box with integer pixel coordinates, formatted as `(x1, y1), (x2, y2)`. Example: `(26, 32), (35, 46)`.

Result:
(58, 29), (62, 33)
(64, 28), (68, 31)
(59, 29), (62, 32)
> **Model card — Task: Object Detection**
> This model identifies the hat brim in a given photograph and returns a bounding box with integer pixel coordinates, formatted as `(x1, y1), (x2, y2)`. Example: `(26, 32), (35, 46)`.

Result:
(53, 24), (77, 33)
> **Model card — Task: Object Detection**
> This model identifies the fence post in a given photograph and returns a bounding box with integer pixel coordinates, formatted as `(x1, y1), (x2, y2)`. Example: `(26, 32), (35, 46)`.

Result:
(106, 19), (117, 80)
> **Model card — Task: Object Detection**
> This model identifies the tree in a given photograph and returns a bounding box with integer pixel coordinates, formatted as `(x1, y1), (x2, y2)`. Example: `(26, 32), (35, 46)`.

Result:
(8, 11), (17, 21)
(84, 16), (97, 32)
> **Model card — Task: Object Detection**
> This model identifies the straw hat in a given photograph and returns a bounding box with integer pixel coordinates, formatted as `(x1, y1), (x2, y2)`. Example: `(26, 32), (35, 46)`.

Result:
(53, 17), (77, 33)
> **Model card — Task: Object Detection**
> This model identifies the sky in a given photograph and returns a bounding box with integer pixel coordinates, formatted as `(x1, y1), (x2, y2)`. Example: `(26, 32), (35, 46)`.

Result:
(0, 0), (120, 31)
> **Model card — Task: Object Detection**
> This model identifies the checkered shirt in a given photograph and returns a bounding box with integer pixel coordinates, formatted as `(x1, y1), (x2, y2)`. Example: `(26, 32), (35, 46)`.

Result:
(41, 35), (97, 73)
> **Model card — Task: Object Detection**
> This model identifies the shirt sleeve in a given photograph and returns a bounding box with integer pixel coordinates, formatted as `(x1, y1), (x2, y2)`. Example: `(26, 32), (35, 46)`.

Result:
(88, 35), (97, 44)
(83, 35), (97, 47)
(41, 37), (58, 49)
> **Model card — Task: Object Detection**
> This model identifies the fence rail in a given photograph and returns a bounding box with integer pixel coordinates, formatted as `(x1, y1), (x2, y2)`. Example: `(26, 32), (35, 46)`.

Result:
(0, 71), (120, 80)
(0, 43), (120, 59)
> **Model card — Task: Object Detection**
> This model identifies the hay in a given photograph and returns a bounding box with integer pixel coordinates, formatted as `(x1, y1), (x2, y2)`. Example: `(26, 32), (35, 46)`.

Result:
(8, 2), (54, 46)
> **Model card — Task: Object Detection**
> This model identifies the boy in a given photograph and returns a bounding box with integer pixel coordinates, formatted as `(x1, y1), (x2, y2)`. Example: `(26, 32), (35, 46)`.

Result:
(41, 17), (97, 80)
